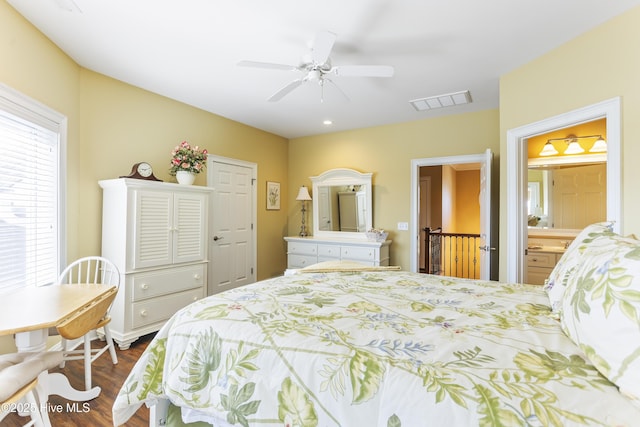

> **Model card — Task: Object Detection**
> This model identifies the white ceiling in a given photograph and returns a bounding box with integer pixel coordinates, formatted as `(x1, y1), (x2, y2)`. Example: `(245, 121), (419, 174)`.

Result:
(7, 0), (640, 139)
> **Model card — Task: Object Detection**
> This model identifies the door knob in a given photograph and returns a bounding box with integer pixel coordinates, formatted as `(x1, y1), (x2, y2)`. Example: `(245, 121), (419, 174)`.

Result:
(213, 235), (224, 241)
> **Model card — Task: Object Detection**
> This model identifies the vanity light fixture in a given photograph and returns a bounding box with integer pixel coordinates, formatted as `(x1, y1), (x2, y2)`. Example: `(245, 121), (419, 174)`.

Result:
(296, 186), (312, 237)
(538, 134), (607, 156)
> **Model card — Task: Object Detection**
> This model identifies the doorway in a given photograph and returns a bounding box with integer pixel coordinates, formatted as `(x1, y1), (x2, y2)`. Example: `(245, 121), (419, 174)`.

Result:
(207, 155), (257, 295)
(505, 98), (622, 283)
(410, 149), (493, 280)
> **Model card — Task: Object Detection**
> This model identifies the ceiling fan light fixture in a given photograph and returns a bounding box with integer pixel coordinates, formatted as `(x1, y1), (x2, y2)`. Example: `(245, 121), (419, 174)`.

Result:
(410, 90), (472, 111)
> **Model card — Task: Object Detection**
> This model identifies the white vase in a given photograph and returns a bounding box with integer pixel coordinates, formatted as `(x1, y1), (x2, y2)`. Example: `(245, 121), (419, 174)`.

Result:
(176, 171), (196, 185)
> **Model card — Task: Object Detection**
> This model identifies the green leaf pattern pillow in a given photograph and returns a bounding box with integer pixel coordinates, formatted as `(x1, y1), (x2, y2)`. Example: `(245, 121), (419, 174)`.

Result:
(544, 222), (614, 313)
(560, 228), (640, 402)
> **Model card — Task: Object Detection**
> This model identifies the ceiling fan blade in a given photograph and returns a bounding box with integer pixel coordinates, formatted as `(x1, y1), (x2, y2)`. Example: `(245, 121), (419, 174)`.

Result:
(331, 65), (394, 77)
(311, 31), (337, 65)
(323, 78), (350, 102)
(237, 60), (298, 71)
(268, 79), (305, 102)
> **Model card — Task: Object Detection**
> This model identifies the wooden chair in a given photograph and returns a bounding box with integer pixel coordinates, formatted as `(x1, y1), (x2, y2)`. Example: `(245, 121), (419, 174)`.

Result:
(0, 351), (64, 427)
(56, 256), (120, 391)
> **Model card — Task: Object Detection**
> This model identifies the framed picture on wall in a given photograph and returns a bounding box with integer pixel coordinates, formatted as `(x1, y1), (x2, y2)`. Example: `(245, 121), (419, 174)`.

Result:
(267, 181), (280, 210)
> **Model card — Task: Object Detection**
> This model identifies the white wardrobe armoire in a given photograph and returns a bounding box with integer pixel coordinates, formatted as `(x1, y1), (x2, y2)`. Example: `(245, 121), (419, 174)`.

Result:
(99, 178), (212, 349)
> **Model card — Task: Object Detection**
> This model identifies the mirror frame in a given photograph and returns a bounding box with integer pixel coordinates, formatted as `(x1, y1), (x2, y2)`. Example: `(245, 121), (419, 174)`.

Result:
(310, 168), (373, 240)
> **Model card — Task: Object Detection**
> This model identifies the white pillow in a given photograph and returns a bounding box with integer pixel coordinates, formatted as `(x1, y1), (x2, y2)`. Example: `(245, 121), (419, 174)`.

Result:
(544, 221), (614, 313)
(560, 229), (640, 401)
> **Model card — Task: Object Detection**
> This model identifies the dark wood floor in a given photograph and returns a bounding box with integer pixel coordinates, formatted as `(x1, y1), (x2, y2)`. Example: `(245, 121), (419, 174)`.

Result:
(4, 333), (154, 427)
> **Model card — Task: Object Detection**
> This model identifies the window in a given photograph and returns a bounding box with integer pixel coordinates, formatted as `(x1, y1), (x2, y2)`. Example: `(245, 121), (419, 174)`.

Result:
(0, 84), (66, 291)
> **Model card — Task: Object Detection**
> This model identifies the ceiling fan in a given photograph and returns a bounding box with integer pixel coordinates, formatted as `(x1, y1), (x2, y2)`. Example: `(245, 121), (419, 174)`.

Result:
(238, 31), (394, 102)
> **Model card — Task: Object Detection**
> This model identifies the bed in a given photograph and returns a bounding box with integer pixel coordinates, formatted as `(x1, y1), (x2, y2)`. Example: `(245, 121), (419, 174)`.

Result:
(112, 223), (640, 426)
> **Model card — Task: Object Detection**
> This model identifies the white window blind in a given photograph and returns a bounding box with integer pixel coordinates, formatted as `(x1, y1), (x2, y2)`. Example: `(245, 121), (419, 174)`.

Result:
(0, 86), (63, 291)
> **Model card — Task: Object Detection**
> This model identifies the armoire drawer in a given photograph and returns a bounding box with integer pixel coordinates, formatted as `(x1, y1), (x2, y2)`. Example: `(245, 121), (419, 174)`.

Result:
(341, 246), (375, 262)
(131, 264), (205, 302)
(131, 288), (203, 329)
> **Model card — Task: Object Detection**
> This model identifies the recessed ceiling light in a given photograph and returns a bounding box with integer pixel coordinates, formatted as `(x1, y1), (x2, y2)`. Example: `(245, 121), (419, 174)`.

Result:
(323, 120), (333, 125)
(409, 90), (472, 111)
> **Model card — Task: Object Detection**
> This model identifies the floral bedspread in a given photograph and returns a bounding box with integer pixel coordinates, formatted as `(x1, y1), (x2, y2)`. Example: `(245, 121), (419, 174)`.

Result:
(112, 271), (640, 426)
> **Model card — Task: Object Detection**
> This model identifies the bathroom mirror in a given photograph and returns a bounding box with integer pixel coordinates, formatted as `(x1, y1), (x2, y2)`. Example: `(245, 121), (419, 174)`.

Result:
(527, 154), (606, 230)
(311, 168), (373, 240)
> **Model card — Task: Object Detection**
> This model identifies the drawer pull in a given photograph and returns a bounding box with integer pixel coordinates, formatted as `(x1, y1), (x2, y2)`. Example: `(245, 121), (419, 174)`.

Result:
(193, 274), (201, 280)
(140, 309), (148, 317)
(193, 296), (199, 301)
(141, 283), (149, 290)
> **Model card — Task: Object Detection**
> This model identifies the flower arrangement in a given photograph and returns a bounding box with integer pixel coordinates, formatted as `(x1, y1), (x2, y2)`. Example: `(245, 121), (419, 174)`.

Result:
(169, 141), (208, 175)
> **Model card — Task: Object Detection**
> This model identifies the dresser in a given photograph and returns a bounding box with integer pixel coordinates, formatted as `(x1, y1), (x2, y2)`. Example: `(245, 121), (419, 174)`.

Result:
(284, 236), (391, 270)
(99, 178), (212, 349)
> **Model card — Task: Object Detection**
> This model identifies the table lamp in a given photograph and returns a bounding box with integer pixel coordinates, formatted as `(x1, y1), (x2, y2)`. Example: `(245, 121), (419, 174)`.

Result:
(296, 186), (312, 237)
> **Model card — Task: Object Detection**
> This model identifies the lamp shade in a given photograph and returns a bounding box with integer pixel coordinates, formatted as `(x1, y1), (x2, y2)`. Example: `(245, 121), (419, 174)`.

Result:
(296, 186), (312, 201)
(589, 136), (608, 153)
(564, 140), (585, 155)
(539, 142), (559, 156)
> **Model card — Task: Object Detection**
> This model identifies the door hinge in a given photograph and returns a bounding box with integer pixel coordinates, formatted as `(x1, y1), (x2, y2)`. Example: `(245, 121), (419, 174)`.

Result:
(251, 178), (256, 185)
(251, 223), (254, 230)
(251, 267), (254, 275)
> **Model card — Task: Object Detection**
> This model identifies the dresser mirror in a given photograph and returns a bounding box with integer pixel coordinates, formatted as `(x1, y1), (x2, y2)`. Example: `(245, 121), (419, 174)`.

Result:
(310, 168), (373, 240)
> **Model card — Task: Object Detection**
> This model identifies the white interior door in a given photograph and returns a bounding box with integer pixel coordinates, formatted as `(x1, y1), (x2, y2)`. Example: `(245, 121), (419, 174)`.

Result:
(479, 149), (493, 280)
(317, 186), (332, 231)
(208, 156), (257, 295)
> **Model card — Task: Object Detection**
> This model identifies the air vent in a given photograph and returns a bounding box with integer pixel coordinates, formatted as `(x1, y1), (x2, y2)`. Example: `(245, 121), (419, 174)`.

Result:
(410, 90), (472, 111)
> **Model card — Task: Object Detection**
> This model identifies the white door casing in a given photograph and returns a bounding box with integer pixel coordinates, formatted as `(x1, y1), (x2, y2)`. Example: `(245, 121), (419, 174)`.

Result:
(479, 149), (493, 279)
(505, 97), (621, 283)
(419, 177), (431, 271)
(410, 149), (493, 279)
(207, 156), (257, 295)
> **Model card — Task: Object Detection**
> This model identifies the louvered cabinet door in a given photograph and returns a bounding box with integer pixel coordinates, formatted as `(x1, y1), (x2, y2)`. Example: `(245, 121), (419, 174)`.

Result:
(133, 190), (173, 269)
(172, 192), (207, 264)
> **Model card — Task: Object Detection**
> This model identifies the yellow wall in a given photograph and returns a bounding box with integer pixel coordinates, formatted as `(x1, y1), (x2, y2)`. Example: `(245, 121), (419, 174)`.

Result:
(499, 5), (640, 280)
(0, 2), (289, 351)
(288, 109), (500, 270)
(77, 70), (290, 279)
(455, 170), (480, 234)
